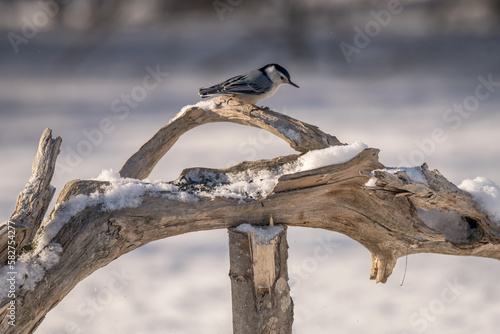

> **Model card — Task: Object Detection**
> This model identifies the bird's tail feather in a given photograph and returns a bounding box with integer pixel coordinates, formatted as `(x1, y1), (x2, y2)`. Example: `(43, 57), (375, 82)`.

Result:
(198, 85), (221, 98)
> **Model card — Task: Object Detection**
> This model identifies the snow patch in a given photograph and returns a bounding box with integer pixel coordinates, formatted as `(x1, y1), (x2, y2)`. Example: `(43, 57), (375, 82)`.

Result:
(195, 99), (218, 111)
(212, 168), (286, 200)
(19, 243), (63, 291)
(37, 193), (100, 254)
(296, 140), (368, 172)
(365, 166), (428, 187)
(94, 169), (198, 212)
(387, 167), (428, 184)
(458, 177), (500, 224)
(169, 100), (217, 123)
(234, 223), (285, 244)
(0, 243), (62, 298)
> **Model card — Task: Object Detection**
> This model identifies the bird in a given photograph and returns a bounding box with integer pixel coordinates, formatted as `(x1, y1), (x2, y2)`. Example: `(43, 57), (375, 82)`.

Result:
(198, 63), (299, 104)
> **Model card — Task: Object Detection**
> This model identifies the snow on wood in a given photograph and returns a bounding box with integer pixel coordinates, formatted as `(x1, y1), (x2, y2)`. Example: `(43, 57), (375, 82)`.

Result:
(459, 176), (500, 225)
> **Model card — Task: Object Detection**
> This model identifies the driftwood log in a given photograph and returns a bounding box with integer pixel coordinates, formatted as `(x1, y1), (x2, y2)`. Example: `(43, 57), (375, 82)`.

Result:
(1, 96), (499, 333)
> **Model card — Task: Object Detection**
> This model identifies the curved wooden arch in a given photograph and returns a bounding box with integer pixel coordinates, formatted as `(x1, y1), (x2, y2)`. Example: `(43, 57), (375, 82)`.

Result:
(119, 96), (343, 180)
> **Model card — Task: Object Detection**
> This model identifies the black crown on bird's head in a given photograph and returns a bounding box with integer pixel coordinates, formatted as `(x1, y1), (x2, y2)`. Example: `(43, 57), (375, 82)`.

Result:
(259, 63), (292, 80)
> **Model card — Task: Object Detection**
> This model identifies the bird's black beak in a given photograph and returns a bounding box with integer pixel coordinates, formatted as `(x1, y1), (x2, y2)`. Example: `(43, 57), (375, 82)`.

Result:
(289, 81), (299, 88)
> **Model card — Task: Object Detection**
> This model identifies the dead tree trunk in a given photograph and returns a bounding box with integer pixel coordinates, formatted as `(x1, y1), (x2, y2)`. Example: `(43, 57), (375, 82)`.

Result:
(229, 224), (293, 334)
(1, 96), (499, 333)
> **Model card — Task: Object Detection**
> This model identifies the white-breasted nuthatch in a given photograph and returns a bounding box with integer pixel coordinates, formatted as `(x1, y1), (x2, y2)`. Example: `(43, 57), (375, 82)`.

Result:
(198, 63), (299, 104)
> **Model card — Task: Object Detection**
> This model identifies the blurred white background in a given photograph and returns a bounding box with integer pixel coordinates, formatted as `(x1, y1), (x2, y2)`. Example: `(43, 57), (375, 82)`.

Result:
(1, 0), (500, 333)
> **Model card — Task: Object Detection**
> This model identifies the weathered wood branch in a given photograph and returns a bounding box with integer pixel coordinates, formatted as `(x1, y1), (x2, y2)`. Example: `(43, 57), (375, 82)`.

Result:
(1, 99), (499, 333)
(0, 129), (61, 265)
(119, 96), (342, 179)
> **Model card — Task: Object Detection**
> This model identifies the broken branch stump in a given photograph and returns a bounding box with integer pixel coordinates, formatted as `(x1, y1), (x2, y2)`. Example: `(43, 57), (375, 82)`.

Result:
(0, 129), (61, 266)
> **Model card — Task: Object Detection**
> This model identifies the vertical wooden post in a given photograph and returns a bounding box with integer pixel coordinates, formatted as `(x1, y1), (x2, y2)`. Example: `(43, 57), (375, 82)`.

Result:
(228, 224), (293, 334)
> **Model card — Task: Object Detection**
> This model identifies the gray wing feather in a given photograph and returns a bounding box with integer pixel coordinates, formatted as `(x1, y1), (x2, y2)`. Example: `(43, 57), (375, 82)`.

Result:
(199, 70), (270, 97)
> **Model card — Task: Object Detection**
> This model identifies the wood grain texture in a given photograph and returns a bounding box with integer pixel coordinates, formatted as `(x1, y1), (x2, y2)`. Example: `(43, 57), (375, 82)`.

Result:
(0, 129), (61, 265)
(229, 226), (293, 334)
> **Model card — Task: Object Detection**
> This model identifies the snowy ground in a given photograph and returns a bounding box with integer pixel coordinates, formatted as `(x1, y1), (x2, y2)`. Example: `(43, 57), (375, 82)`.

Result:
(1, 15), (500, 334)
